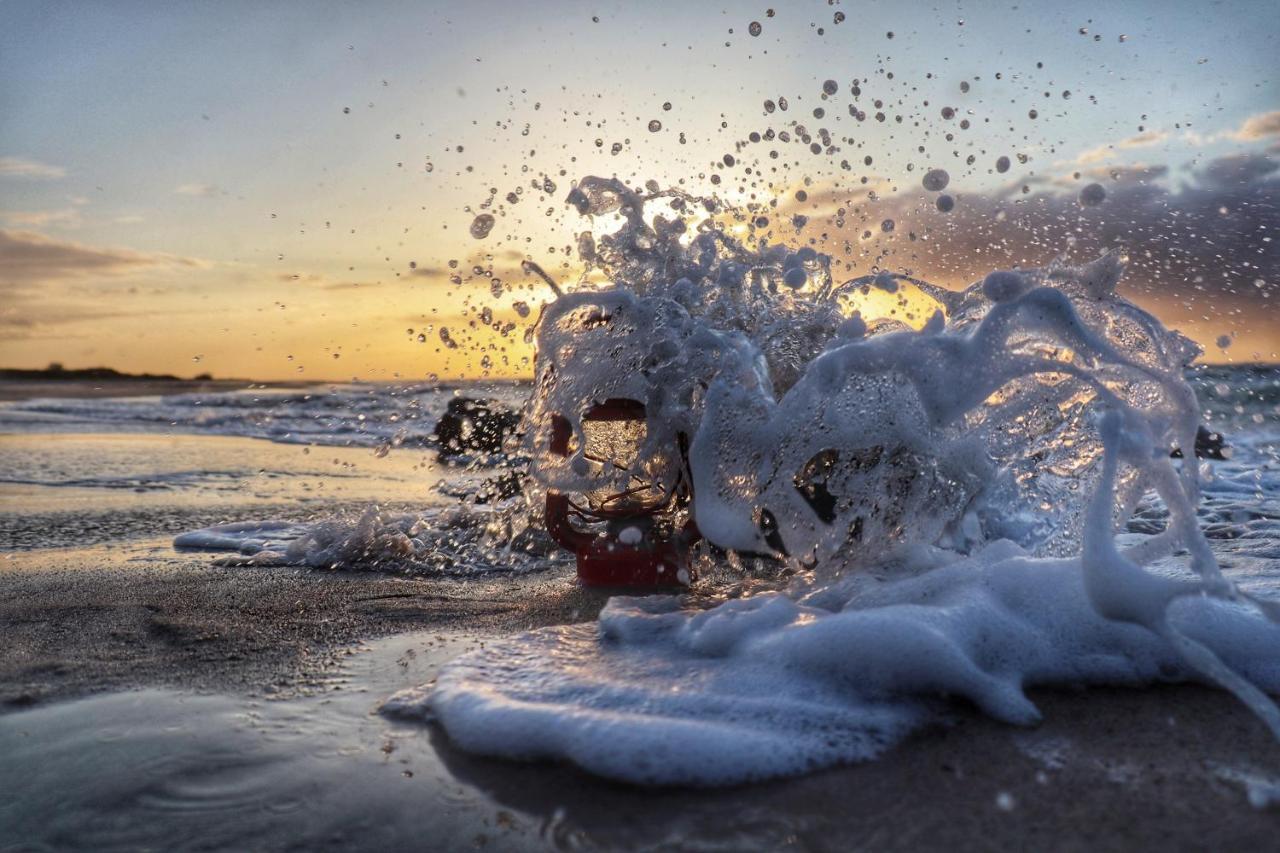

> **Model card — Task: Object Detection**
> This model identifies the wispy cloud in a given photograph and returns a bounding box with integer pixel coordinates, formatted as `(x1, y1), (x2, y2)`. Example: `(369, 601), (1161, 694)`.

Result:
(0, 229), (208, 285)
(1118, 130), (1169, 149)
(174, 182), (220, 197)
(1072, 130), (1170, 166)
(0, 156), (67, 179)
(1231, 110), (1280, 141)
(276, 271), (381, 290)
(1181, 110), (1280, 147)
(1074, 144), (1115, 165)
(0, 208), (84, 229)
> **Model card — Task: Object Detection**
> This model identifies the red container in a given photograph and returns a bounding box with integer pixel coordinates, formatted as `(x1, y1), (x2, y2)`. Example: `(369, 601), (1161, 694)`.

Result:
(544, 398), (700, 587)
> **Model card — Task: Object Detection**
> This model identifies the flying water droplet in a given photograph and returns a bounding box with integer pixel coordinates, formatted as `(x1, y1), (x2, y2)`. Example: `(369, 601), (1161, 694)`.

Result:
(1078, 183), (1106, 207)
(922, 169), (950, 192)
(469, 213), (495, 239)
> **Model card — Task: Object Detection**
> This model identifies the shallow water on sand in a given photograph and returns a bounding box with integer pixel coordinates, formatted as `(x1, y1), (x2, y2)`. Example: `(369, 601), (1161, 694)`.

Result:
(3, 623), (1280, 853)
(0, 433), (470, 552)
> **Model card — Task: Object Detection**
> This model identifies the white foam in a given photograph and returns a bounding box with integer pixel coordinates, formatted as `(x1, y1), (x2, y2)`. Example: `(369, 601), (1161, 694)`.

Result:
(176, 505), (558, 574)
(385, 540), (1279, 785)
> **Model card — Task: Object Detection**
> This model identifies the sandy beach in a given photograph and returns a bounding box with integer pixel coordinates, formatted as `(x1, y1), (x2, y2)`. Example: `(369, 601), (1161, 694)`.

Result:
(2, 429), (1278, 851)
(3, 546), (1279, 851)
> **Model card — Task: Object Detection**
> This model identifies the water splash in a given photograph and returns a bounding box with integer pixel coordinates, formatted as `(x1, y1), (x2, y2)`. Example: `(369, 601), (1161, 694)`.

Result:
(383, 177), (1280, 784)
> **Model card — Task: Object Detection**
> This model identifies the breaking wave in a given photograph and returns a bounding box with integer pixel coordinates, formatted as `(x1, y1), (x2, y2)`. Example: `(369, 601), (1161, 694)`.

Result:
(382, 176), (1280, 785)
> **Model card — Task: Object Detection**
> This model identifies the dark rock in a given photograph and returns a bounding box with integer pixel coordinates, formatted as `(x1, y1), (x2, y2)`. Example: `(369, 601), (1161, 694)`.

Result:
(432, 397), (520, 459)
(1170, 425), (1229, 461)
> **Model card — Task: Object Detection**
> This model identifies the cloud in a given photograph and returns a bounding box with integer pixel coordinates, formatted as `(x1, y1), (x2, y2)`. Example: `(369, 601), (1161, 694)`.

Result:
(0, 156), (66, 179)
(1074, 144), (1115, 165)
(408, 265), (449, 278)
(0, 229), (208, 285)
(0, 208), (83, 229)
(1230, 110), (1280, 142)
(174, 182), (220, 197)
(0, 231), (213, 341)
(1072, 130), (1170, 166)
(1181, 110), (1280, 147)
(275, 271), (381, 290)
(1195, 150), (1280, 187)
(783, 151), (1280, 353)
(1118, 130), (1169, 149)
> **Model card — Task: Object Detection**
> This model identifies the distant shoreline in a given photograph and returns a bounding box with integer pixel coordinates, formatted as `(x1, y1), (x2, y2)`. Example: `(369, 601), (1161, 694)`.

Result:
(0, 366), (243, 383)
(0, 377), (270, 402)
(0, 371), (532, 403)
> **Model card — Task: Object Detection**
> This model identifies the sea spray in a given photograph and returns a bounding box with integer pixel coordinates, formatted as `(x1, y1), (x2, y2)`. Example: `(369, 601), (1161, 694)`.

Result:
(382, 181), (1280, 784)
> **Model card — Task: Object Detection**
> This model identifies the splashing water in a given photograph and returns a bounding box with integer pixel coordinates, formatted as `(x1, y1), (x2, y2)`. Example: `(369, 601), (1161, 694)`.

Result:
(382, 177), (1280, 785)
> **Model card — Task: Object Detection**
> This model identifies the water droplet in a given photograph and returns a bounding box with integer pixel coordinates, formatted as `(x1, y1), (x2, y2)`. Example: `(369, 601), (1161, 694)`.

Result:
(996, 156), (1011, 173)
(469, 213), (495, 239)
(936, 194), (955, 212)
(1078, 183), (1106, 207)
(648, 119), (662, 132)
(922, 168), (950, 191)
(749, 21), (762, 37)
(960, 81), (970, 93)
(822, 79), (838, 95)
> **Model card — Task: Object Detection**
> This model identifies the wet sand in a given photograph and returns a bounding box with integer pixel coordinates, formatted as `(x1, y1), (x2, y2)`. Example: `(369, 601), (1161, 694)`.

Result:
(0, 544), (599, 710)
(3, 544), (1279, 851)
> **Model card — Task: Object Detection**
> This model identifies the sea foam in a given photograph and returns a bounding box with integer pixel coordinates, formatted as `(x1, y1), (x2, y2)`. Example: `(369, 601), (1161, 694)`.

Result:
(385, 543), (1280, 785)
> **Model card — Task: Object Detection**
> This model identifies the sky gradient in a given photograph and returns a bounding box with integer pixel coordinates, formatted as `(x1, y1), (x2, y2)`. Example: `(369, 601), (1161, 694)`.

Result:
(2, 0), (1278, 380)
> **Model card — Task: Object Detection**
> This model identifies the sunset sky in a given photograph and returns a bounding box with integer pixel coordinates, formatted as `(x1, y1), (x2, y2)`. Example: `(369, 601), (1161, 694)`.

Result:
(2, 0), (1278, 381)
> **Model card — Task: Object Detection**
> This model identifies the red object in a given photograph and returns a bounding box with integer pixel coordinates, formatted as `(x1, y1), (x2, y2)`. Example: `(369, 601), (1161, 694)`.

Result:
(545, 398), (700, 587)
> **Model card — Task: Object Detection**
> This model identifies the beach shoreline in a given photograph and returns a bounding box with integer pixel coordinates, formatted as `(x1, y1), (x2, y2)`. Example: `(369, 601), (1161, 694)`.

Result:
(1, 426), (1277, 850)
(2, 551), (1278, 851)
